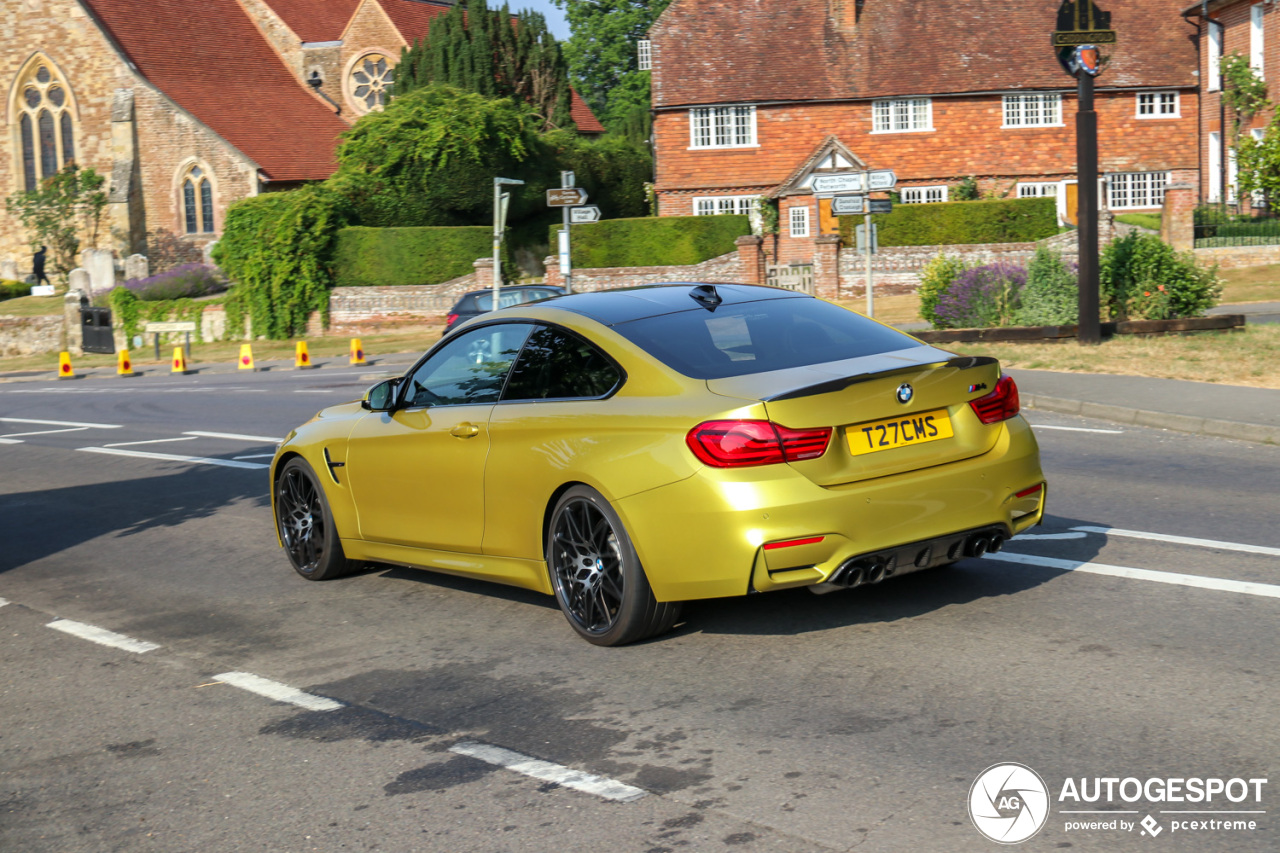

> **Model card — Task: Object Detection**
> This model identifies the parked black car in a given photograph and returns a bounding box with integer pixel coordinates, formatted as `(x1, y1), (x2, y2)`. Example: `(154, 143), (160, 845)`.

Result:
(444, 285), (566, 333)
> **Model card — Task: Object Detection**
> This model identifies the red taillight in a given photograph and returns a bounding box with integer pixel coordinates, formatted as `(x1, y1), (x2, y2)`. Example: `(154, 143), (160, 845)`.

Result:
(1015, 483), (1043, 499)
(686, 420), (832, 468)
(445, 313), (459, 328)
(969, 375), (1020, 424)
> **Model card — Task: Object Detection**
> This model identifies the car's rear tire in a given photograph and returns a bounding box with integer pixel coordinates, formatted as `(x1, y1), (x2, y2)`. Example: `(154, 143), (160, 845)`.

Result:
(547, 486), (681, 646)
(275, 457), (358, 581)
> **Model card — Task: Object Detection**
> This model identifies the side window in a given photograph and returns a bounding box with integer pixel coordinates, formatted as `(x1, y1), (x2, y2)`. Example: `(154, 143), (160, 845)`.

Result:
(404, 324), (533, 407)
(504, 326), (622, 401)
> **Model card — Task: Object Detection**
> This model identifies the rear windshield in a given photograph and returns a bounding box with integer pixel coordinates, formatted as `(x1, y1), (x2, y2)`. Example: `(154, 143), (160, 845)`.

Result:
(612, 297), (924, 379)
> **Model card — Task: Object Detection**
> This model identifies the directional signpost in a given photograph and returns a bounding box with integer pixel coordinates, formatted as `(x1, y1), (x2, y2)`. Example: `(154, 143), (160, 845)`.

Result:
(830, 195), (866, 215)
(1054, 0), (1116, 346)
(812, 173), (865, 195)
(816, 168), (898, 317)
(549, 174), (589, 293)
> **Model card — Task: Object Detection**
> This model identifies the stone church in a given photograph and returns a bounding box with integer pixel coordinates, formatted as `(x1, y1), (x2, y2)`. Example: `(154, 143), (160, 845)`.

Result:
(1, 0), (601, 272)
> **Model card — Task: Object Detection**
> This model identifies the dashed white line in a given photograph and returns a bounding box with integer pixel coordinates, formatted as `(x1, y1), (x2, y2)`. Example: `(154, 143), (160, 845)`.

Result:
(77, 446), (270, 470)
(1030, 424), (1124, 434)
(1072, 525), (1280, 558)
(47, 618), (161, 653)
(450, 741), (647, 802)
(233, 453), (277, 460)
(985, 551), (1280, 600)
(183, 431), (281, 443)
(1013, 532), (1088, 541)
(0, 426), (90, 438)
(0, 416), (121, 428)
(0, 597), (9, 608)
(213, 672), (344, 712)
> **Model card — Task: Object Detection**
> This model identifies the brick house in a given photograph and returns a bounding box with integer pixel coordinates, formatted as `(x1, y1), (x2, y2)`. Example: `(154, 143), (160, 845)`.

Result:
(1, 0), (601, 271)
(649, 0), (1200, 266)
(1184, 0), (1275, 206)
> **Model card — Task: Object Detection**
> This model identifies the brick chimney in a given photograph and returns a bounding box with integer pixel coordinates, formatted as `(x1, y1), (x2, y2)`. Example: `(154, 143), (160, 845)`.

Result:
(829, 0), (861, 32)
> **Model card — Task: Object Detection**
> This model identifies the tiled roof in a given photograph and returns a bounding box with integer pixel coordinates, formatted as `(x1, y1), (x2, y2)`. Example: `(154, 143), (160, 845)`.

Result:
(653, 0), (1198, 108)
(84, 0), (347, 181)
(262, 0), (362, 43)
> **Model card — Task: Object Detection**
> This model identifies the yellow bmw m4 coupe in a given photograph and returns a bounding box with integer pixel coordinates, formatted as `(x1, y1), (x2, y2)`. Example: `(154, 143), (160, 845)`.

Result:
(272, 283), (1045, 645)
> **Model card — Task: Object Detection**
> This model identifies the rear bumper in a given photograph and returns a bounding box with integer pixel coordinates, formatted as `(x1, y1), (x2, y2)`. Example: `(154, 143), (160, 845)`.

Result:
(617, 417), (1045, 601)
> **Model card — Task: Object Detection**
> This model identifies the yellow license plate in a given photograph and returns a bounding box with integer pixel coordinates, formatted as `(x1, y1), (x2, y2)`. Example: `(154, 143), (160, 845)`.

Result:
(847, 409), (954, 455)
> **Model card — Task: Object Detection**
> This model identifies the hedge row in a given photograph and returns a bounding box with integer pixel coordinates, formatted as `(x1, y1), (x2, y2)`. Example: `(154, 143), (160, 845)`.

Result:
(0, 279), (30, 301)
(551, 214), (752, 269)
(839, 197), (1058, 247)
(332, 226), (495, 287)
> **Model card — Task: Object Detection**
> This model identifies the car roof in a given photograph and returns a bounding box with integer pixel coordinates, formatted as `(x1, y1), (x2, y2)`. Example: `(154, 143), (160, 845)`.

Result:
(547, 282), (805, 326)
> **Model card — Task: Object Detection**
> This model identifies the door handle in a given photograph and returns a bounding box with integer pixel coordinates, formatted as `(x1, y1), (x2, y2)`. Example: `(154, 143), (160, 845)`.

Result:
(450, 422), (481, 438)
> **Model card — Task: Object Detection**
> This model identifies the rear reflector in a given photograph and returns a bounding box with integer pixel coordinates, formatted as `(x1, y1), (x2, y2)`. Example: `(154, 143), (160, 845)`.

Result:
(763, 536), (826, 551)
(969, 375), (1020, 424)
(1015, 483), (1044, 499)
(686, 420), (833, 468)
(445, 313), (459, 327)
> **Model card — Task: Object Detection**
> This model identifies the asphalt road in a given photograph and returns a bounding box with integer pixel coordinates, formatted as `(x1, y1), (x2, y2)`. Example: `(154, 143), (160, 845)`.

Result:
(1, 367), (1277, 852)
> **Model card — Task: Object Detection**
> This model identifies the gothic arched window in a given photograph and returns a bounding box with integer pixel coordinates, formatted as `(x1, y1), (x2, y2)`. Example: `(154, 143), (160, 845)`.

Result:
(11, 58), (77, 192)
(180, 165), (215, 234)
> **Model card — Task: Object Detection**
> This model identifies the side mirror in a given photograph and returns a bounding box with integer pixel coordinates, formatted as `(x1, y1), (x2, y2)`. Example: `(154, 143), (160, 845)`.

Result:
(361, 378), (400, 412)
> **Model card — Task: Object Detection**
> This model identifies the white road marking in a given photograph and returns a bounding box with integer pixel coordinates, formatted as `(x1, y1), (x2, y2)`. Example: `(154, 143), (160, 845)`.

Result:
(450, 741), (647, 803)
(0, 597), (9, 607)
(47, 618), (161, 653)
(102, 436), (201, 448)
(233, 453), (277, 460)
(213, 672), (344, 712)
(183, 431), (281, 443)
(0, 416), (121, 428)
(0, 426), (90, 438)
(1013, 532), (1089, 541)
(986, 551), (1280, 600)
(0, 438), (22, 444)
(77, 446), (270, 470)
(1029, 424), (1124, 434)
(1073, 526), (1280, 558)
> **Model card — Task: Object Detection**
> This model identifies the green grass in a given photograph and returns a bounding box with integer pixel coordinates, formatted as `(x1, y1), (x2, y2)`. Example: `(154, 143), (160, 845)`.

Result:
(1115, 213), (1162, 231)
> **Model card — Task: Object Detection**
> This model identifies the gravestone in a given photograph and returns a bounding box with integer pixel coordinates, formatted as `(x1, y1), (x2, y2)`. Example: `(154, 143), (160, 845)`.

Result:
(69, 268), (91, 293)
(85, 249), (115, 294)
(0, 259), (17, 281)
(125, 253), (149, 282)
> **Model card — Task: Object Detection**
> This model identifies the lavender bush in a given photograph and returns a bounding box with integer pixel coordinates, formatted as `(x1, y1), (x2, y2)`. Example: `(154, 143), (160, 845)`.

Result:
(120, 263), (226, 301)
(932, 262), (1027, 329)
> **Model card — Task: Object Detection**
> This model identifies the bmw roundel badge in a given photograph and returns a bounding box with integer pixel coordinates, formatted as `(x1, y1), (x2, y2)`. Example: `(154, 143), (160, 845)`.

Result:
(896, 383), (914, 405)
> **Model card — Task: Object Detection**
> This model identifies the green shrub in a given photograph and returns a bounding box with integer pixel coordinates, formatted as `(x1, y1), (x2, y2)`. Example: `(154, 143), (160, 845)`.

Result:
(551, 214), (751, 268)
(1014, 247), (1079, 326)
(212, 185), (353, 339)
(332, 226), (497, 287)
(108, 286), (215, 343)
(0, 279), (31, 301)
(840, 197), (1058, 247)
(917, 255), (971, 328)
(1100, 231), (1221, 320)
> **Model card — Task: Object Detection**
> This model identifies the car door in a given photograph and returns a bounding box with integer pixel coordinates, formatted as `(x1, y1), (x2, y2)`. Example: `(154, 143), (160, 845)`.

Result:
(345, 323), (535, 553)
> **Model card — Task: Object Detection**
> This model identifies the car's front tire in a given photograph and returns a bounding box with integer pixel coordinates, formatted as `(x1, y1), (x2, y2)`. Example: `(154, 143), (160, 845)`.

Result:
(275, 457), (358, 581)
(547, 486), (681, 646)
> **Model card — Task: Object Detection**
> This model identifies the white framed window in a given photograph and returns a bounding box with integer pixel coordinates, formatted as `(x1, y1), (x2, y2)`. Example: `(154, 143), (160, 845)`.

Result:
(1209, 22), (1223, 91)
(1017, 182), (1059, 198)
(1002, 93), (1062, 127)
(1252, 5), (1265, 75)
(690, 105), (757, 148)
(1105, 171), (1170, 209)
(1136, 91), (1179, 118)
(637, 39), (652, 71)
(1208, 132), (1222, 202)
(901, 186), (948, 204)
(872, 98), (932, 133)
(789, 205), (810, 238)
(693, 195), (757, 216)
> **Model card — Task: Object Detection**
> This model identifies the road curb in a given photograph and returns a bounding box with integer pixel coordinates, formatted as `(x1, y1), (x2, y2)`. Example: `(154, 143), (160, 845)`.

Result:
(1023, 394), (1280, 445)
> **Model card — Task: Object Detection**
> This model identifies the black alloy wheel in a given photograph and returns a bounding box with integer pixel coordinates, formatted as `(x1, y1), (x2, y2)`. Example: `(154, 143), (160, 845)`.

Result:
(275, 458), (357, 580)
(547, 486), (681, 646)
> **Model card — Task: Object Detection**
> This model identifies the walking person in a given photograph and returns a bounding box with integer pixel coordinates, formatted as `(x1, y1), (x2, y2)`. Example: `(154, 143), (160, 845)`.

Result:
(32, 246), (51, 287)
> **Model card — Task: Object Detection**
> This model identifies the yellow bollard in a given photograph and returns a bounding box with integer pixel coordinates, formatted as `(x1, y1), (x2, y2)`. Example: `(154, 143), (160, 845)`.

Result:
(57, 351), (75, 380)
(295, 340), (316, 370)
(238, 344), (258, 371)
(116, 349), (137, 378)
(171, 346), (192, 375)
(349, 338), (366, 366)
